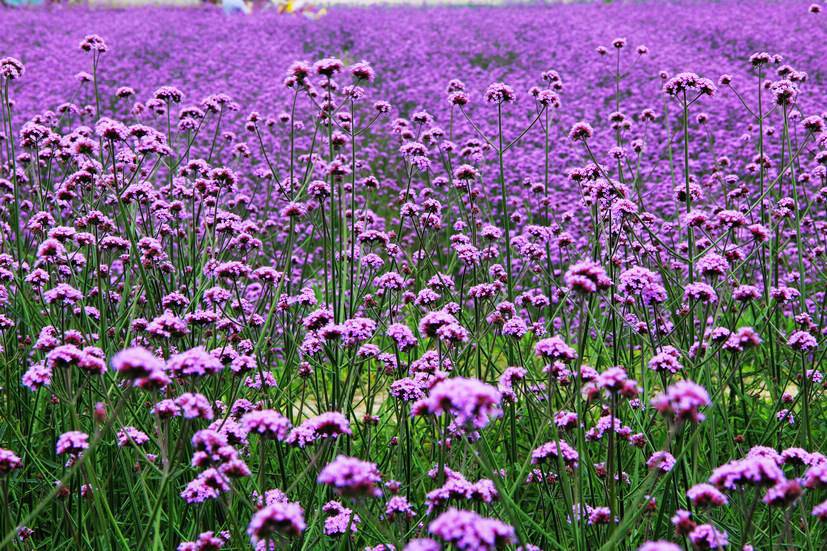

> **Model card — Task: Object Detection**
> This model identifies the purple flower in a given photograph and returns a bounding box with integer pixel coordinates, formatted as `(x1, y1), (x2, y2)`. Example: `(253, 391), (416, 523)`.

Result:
(56, 431), (89, 455)
(531, 440), (579, 468)
(404, 539), (441, 551)
(79, 34), (108, 53)
(568, 121), (594, 141)
(317, 455), (382, 498)
(652, 381), (710, 423)
(43, 283), (84, 305)
(588, 506), (615, 525)
(112, 346), (164, 380)
(428, 508), (515, 550)
(177, 531), (228, 551)
(0, 448), (23, 474)
(663, 72), (717, 97)
(314, 57), (344, 77)
(425, 473), (498, 513)
(787, 330), (818, 352)
(484, 82), (516, 104)
(390, 377), (427, 402)
(687, 483), (728, 507)
(709, 456), (785, 490)
(0, 57), (25, 80)
(175, 393), (214, 420)
(387, 323), (418, 350)
(385, 495), (416, 521)
(688, 524), (728, 549)
(167, 346), (224, 378)
(22, 362), (52, 391)
(647, 451), (676, 473)
(684, 282), (717, 304)
(638, 542), (681, 551)
(412, 377), (502, 429)
(350, 61), (375, 82)
(242, 410), (292, 441)
(287, 411), (351, 447)
(762, 479), (802, 507)
(180, 468), (230, 503)
(322, 500), (360, 536)
(564, 260), (611, 293)
(803, 462), (827, 489)
(247, 500), (306, 543)
(116, 426), (150, 447)
(534, 336), (577, 362)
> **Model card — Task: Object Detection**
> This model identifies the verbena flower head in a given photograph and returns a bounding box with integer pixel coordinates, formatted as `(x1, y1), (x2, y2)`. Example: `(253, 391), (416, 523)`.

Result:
(177, 530), (228, 551)
(788, 330), (817, 351)
(116, 426), (149, 447)
(647, 451), (676, 473)
(287, 411), (351, 447)
(247, 499), (306, 543)
(350, 61), (375, 82)
(651, 381), (710, 423)
(180, 468), (230, 503)
(242, 410), (292, 441)
(56, 431), (89, 455)
(314, 57), (344, 77)
(638, 542), (681, 551)
(404, 538), (441, 551)
(322, 500), (360, 536)
(411, 377), (502, 429)
(564, 260), (611, 293)
(663, 72), (717, 97)
(531, 440), (579, 468)
(535, 336), (577, 362)
(428, 508), (516, 550)
(688, 524), (728, 549)
(568, 121), (594, 141)
(686, 483), (728, 507)
(79, 34), (108, 53)
(484, 82), (516, 104)
(167, 346), (224, 378)
(318, 455), (382, 498)
(0, 57), (25, 80)
(709, 456), (785, 490)
(0, 448), (23, 474)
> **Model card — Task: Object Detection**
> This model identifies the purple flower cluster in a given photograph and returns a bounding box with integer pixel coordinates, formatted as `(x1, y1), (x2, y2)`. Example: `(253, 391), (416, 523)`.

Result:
(0, 1), (825, 549)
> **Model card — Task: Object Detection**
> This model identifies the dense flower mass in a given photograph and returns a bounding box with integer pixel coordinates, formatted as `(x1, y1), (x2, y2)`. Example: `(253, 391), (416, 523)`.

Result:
(0, 1), (825, 549)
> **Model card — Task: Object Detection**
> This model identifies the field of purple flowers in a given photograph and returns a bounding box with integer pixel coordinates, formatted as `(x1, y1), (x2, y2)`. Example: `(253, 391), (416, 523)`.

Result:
(1, 1), (826, 549)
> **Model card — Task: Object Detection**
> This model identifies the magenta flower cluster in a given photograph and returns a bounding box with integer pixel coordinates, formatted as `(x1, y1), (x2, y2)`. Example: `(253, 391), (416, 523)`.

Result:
(0, 1), (825, 549)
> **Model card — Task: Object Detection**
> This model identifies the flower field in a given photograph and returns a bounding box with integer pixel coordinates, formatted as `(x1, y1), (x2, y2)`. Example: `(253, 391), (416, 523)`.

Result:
(0, 1), (826, 549)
